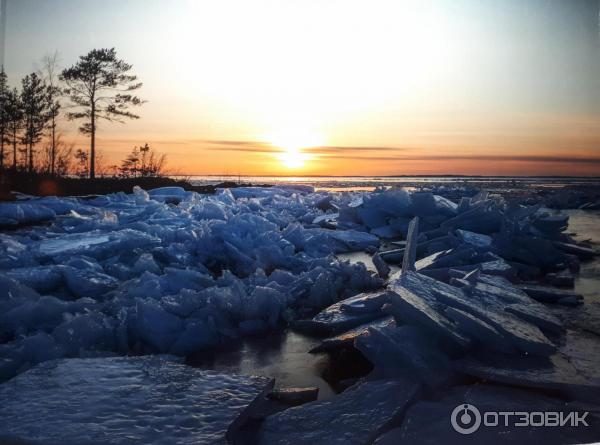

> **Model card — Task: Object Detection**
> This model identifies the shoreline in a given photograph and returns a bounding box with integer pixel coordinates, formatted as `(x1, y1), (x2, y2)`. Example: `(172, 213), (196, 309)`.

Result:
(0, 169), (272, 201)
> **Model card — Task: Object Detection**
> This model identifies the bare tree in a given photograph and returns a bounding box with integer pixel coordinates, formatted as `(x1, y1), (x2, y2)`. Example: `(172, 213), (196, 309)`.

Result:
(61, 48), (144, 179)
(144, 147), (166, 177)
(41, 132), (71, 175)
(55, 143), (73, 176)
(39, 52), (62, 175)
(54, 138), (73, 176)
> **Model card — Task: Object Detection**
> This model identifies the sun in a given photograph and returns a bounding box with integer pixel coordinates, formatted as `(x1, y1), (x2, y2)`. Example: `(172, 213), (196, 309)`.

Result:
(277, 149), (306, 169)
(270, 129), (322, 170)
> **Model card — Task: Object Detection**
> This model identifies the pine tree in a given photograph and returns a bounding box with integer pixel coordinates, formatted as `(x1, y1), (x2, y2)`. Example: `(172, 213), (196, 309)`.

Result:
(61, 48), (144, 179)
(5, 88), (23, 169)
(20, 72), (50, 172)
(119, 146), (140, 178)
(74, 148), (89, 178)
(0, 69), (9, 169)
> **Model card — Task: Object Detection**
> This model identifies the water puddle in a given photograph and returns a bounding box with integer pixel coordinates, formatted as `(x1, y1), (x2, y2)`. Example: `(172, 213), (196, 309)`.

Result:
(187, 330), (338, 400)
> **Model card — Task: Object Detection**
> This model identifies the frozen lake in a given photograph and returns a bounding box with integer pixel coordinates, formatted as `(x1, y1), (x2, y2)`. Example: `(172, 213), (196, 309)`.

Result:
(184, 175), (600, 194)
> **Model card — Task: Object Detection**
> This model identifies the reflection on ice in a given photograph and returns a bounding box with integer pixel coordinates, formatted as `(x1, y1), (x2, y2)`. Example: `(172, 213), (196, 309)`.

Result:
(39, 233), (111, 255)
(0, 356), (271, 444)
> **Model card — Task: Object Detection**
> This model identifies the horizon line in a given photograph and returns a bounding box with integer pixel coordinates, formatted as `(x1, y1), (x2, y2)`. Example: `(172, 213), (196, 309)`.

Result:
(165, 173), (600, 179)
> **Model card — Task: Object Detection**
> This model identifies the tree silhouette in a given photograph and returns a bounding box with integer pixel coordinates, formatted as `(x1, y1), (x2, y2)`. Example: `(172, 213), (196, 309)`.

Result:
(61, 48), (144, 179)
(119, 143), (166, 178)
(20, 72), (50, 172)
(40, 52), (62, 175)
(120, 145), (140, 178)
(5, 87), (23, 169)
(74, 148), (89, 178)
(0, 69), (8, 168)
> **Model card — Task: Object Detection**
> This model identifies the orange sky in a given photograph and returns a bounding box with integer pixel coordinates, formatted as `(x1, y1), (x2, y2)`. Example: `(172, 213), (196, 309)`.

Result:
(6, 0), (600, 176)
(85, 110), (600, 176)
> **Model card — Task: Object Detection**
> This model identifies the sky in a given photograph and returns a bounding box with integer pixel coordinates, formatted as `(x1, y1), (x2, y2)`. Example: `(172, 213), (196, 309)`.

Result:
(3, 0), (600, 176)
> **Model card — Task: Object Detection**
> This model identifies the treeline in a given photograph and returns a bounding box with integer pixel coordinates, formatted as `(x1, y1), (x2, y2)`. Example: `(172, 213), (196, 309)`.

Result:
(0, 48), (165, 179)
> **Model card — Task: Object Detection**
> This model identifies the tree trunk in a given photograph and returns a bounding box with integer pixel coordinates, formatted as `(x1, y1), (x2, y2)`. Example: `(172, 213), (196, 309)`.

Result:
(12, 127), (16, 169)
(50, 118), (56, 175)
(0, 130), (4, 169)
(90, 103), (95, 179)
(28, 142), (33, 173)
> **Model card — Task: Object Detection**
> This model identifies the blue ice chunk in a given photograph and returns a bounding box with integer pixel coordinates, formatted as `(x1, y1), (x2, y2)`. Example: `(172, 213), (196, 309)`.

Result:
(52, 313), (115, 355)
(62, 266), (118, 300)
(4, 266), (63, 293)
(134, 299), (184, 352)
(170, 318), (219, 354)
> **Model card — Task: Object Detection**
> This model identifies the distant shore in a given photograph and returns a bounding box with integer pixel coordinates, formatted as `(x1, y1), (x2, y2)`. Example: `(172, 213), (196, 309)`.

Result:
(0, 170), (271, 201)
(173, 174), (600, 180)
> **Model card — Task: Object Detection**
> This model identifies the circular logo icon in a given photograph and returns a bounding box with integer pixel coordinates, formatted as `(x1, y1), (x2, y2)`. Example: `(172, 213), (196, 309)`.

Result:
(451, 403), (481, 435)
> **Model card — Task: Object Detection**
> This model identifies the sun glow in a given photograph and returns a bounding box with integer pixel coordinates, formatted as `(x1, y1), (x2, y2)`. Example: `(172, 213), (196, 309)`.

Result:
(270, 129), (322, 170)
(278, 148), (309, 169)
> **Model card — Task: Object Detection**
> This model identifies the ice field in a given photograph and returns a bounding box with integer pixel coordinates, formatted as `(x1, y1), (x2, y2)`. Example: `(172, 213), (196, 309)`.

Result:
(1, 184), (599, 443)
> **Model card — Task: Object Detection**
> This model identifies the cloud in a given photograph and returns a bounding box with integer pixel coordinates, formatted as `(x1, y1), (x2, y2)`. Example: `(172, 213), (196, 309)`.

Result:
(306, 145), (411, 153)
(201, 139), (275, 153)
(317, 154), (600, 164)
(199, 140), (414, 154)
(95, 137), (600, 166)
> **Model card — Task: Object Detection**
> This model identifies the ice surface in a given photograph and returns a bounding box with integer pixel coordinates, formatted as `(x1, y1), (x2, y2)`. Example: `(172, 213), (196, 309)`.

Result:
(455, 229), (492, 247)
(449, 329), (600, 402)
(355, 324), (452, 386)
(0, 185), (593, 386)
(388, 277), (470, 348)
(0, 202), (56, 227)
(293, 291), (391, 335)
(375, 384), (600, 444)
(62, 266), (119, 299)
(388, 271), (558, 355)
(37, 232), (108, 255)
(4, 266), (63, 293)
(257, 379), (420, 445)
(1, 184), (600, 443)
(328, 229), (380, 251)
(454, 352), (600, 402)
(0, 356), (271, 444)
(441, 205), (502, 233)
(401, 217), (419, 274)
(310, 315), (395, 352)
(147, 186), (190, 203)
(445, 306), (516, 353)
(553, 241), (598, 259)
